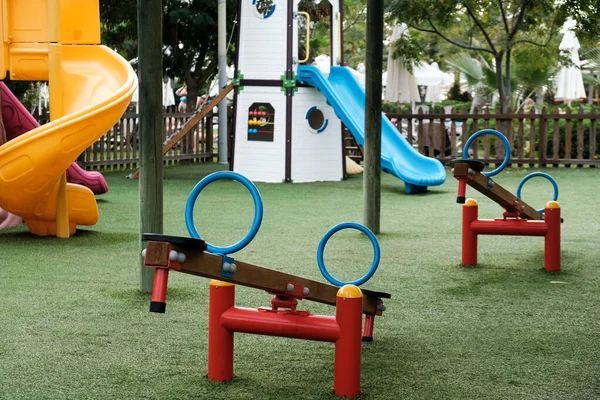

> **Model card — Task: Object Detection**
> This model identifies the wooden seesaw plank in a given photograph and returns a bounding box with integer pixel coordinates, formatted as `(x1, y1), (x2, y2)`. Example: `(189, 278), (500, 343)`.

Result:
(127, 83), (234, 179)
(452, 162), (542, 220)
(143, 239), (388, 316)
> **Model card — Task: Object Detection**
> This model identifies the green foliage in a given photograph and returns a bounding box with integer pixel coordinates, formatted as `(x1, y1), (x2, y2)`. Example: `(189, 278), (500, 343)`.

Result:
(448, 49), (562, 110)
(389, 34), (422, 74)
(298, 0), (372, 69)
(341, 0), (369, 68)
(434, 99), (473, 111)
(297, 1), (331, 63)
(447, 80), (462, 101)
(100, 1), (138, 61)
(382, 99), (473, 113)
(445, 80), (473, 103)
(100, 0), (237, 106)
(388, 0), (600, 113)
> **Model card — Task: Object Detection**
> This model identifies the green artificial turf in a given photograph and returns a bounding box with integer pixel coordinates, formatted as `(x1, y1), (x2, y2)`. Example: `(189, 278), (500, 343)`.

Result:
(1, 164), (599, 399)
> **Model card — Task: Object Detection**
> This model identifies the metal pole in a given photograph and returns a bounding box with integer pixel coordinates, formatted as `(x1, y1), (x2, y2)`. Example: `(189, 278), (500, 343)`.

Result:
(218, 0), (228, 164)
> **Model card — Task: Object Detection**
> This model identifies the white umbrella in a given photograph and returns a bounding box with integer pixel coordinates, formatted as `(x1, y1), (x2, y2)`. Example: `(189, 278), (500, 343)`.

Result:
(313, 54), (332, 75)
(163, 77), (176, 108)
(555, 28), (586, 105)
(413, 62), (453, 102)
(131, 76), (178, 111)
(384, 23), (419, 103)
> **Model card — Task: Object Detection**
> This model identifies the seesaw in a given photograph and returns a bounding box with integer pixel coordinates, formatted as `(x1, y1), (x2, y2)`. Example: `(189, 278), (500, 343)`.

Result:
(451, 129), (562, 272)
(142, 171), (389, 398)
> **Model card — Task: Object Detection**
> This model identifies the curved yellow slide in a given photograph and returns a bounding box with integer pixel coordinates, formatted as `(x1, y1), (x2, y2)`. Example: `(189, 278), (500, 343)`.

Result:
(0, 1), (137, 236)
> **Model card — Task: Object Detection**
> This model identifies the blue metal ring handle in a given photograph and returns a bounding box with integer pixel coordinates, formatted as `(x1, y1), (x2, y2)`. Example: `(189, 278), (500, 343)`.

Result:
(185, 171), (263, 255)
(316, 222), (380, 287)
(463, 129), (511, 177)
(516, 172), (559, 214)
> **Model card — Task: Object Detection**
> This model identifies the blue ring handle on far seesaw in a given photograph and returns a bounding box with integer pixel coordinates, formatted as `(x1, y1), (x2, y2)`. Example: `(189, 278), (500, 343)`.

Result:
(316, 222), (380, 287)
(185, 171), (263, 255)
(516, 172), (559, 214)
(463, 129), (511, 177)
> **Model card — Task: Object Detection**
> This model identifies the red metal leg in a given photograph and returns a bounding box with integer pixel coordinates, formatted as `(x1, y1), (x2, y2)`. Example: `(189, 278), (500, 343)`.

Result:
(462, 199), (479, 266)
(334, 285), (363, 398)
(544, 202), (561, 272)
(362, 314), (375, 342)
(208, 280), (235, 382)
(457, 178), (467, 203)
(150, 268), (169, 313)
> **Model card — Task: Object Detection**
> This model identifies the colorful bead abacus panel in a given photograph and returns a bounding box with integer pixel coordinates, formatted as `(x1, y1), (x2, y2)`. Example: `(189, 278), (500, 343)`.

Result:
(247, 102), (275, 142)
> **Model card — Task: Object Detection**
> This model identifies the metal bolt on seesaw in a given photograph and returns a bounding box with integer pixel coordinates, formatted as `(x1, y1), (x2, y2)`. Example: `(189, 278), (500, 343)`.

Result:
(451, 129), (562, 272)
(141, 171), (390, 398)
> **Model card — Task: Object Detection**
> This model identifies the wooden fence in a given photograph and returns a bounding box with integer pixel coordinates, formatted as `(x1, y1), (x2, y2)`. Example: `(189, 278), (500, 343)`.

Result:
(36, 110), (219, 170)
(34, 105), (600, 170)
(385, 105), (599, 167)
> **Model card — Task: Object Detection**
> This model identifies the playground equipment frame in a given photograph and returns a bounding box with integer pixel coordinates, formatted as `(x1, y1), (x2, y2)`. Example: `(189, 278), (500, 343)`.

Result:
(142, 235), (389, 397)
(452, 161), (562, 272)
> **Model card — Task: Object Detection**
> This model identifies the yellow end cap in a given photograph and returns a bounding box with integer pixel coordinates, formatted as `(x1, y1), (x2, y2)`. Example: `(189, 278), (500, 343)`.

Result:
(464, 198), (478, 207)
(545, 201), (560, 209)
(210, 279), (234, 287)
(337, 285), (362, 299)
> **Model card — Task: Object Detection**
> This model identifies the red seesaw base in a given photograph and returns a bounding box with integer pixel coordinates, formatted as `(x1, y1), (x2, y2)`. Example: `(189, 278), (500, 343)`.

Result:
(208, 280), (363, 398)
(462, 199), (561, 272)
(143, 237), (389, 398)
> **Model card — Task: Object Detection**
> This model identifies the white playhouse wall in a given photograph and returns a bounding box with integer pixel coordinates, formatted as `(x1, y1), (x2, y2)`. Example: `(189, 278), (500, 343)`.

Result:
(233, 86), (287, 182)
(291, 87), (342, 182)
(238, 1), (288, 80)
(233, 0), (344, 183)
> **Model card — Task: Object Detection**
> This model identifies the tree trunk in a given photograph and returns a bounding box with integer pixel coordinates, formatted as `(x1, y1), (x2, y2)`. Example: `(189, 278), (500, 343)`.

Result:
(494, 52), (509, 140)
(505, 49), (511, 111)
(187, 80), (198, 112)
(495, 52), (507, 114)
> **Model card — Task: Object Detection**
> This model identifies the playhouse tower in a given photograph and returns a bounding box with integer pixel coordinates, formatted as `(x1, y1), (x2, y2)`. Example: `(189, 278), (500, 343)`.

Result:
(232, 0), (344, 183)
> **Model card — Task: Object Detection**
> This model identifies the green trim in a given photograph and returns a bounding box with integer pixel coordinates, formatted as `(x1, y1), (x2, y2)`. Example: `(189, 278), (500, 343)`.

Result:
(280, 72), (297, 96)
(233, 71), (245, 93)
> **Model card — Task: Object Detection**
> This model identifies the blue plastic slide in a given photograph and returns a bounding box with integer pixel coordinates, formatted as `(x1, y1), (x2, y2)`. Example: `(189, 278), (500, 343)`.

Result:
(297, 65), (446, 194)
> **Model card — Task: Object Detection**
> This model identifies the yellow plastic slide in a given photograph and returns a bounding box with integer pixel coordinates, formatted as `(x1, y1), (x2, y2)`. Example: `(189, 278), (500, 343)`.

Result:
(0, 0), (137, 236)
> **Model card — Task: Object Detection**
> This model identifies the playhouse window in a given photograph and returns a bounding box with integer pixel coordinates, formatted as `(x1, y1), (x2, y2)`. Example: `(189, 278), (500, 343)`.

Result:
(307, 107), (326, 133)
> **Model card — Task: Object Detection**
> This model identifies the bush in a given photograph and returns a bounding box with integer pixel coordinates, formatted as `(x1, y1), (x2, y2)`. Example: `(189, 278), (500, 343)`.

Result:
(446, 80), (462, 101)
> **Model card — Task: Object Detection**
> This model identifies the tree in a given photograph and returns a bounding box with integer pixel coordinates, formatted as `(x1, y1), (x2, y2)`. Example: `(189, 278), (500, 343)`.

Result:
(100, 0), (237, 109)
(447, 37), (567, 111)
(298, 0), (382, 69)
(389, 0), (600, 116)
(341, 0), (369, 68)
(100, 0), (138, 62)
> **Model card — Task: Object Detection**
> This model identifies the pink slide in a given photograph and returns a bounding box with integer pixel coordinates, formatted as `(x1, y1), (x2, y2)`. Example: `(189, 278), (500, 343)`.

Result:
(0, 82), (109, 195)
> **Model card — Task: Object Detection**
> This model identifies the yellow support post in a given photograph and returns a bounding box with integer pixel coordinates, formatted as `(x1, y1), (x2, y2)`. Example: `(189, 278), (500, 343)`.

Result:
(0, 0), (6, 80)
(48, 1), (70, 238)
(48, 43), (70, 238)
